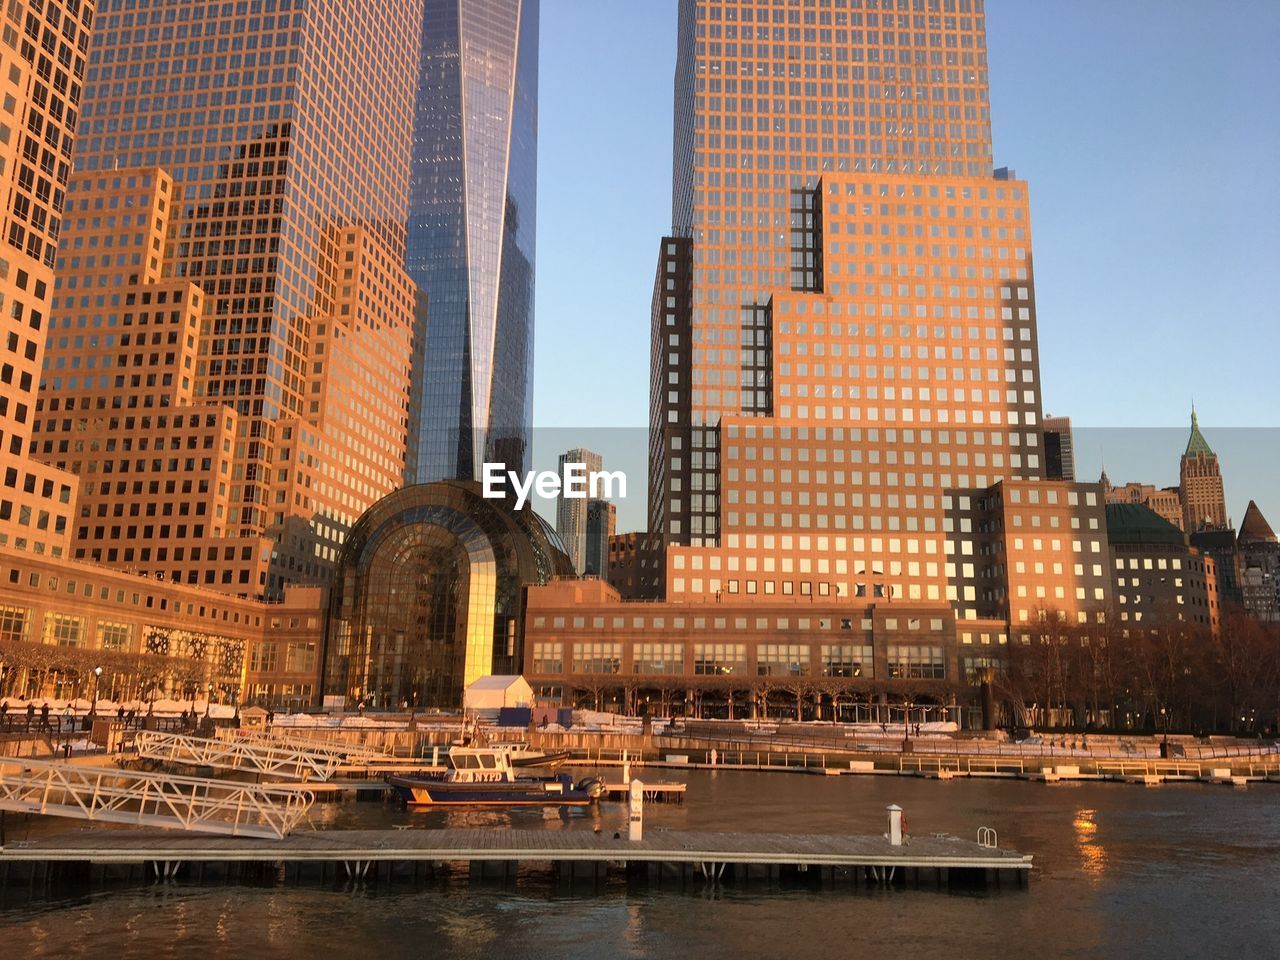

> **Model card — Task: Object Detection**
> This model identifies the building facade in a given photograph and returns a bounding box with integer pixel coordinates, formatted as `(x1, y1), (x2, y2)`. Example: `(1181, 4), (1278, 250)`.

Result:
(523, 578), (992, 725)
(1104, 479), (1185, 531)
(584, 498), (615, 577)
(0, 0), (93, 562)
(0, 544), (324, 708)
(1236, 501), (1279, 623)
(606, 531), (663, 600)
(1042, 415), (1074, 481)
(1105, 502), (1218, 633)
(553, 447), (602, 574)
(31, 0), (423, 599)
(321, 481), (571, 711)
(407, 0), (539, 483)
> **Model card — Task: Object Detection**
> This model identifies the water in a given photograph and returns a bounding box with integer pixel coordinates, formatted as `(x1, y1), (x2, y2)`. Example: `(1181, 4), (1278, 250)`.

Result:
(2, 771), (1277, 959)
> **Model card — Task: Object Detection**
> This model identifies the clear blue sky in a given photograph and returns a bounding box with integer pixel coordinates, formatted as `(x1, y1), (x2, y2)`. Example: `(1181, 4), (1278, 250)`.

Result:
(531, 0), (1280, 532)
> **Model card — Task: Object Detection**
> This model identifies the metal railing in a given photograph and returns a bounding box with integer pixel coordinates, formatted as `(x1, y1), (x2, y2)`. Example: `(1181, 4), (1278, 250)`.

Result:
(0, 757), (312, 839)
(135, 731), (342, 782)
(215, 727), (402, 765)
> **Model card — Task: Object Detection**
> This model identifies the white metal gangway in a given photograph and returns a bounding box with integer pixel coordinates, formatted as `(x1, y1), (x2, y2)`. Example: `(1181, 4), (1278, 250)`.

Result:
(216, 727), (399, 765)
(134, 731), (343, 782)
(0, 758), (312, 839)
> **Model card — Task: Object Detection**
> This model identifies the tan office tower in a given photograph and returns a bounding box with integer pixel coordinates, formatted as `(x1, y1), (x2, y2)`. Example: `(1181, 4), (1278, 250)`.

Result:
(649, 0), (1104, 625)
(0, 0), (94, 559)
(1180, 410), (1228, 533)
(33, 0), (422, 598)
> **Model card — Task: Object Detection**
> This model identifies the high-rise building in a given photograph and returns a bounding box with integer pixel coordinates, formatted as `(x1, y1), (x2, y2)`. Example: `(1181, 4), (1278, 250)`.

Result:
(32, 0), (423, 599)
(1042, 415), (1075, 481)
(554, 447), (601, 574)
(0, 0), (91, 561)
(1180, 410), (1228, 533)
(407, 0), (539, 483)
(646, 0), (1106, 626)
(584, 498), (615, 577)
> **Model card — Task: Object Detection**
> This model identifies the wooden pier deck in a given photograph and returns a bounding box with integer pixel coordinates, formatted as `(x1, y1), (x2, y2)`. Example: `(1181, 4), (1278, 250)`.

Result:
(0, 826), (1030, 891)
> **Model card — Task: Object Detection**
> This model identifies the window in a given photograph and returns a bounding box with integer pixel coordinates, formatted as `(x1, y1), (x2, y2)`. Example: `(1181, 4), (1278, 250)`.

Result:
(286, 642), (316, 673)
(756, 644), (810, 676)
(95, 620), (132, 652)
(963, 656), (1003, 682)
(0, 603), (30, 643)
(693, 643), (747, 676)
(634, 643), (684, 675)
(249, 642), (278, 673)
(532, 642), (563, 675)
(821, 644), (874, 678)
(572, 642), (621, 674)
(887, 645), (945, 680)
(43, 612), (85, 647)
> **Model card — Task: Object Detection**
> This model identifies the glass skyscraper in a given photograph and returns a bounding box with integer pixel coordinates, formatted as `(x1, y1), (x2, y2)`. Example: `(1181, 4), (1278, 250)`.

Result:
(407, 0), (539, 484)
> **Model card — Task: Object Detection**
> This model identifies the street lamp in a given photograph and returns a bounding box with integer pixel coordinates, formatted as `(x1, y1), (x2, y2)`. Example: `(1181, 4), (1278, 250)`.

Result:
(90, 666), (103, 721)
(205, 683), (214, 718)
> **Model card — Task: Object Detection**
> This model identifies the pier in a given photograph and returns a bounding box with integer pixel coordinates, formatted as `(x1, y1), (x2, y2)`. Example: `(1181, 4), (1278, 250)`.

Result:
(0, 826), (1031, 892)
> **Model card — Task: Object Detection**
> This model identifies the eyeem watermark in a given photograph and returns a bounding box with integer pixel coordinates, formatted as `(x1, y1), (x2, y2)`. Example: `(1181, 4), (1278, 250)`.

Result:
(483, 462), (628, 510)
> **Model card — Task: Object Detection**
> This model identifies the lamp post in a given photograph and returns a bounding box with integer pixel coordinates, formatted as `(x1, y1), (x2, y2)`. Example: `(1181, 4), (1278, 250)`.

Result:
(1159, 706), (1169, 758)
(90, 666), (103, 721)
(205, 683), (214, 719)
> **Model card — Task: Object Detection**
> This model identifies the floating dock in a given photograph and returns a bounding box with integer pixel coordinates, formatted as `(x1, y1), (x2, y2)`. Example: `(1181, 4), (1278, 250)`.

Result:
(0, 827), (1030, 891)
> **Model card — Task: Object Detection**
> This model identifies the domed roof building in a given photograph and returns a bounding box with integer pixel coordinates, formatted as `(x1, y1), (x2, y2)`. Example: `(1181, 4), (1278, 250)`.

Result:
(321, 481), (572, 710)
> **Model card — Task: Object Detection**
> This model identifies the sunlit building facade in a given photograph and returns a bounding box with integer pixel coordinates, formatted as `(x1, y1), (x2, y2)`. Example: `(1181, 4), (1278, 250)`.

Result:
(645, 0), (1111, 633)
(407, 0), (539, 483)
(30, 0), (423, 598)
(0, 0), (94, 561)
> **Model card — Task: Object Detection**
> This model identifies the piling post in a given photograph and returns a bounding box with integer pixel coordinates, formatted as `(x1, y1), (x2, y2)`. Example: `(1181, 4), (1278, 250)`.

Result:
(629, 778), (645, 842)
(886, 804), (904, 846)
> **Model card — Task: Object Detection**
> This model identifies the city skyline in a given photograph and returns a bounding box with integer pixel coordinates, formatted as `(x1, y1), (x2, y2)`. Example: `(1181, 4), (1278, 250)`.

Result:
(532, 0), (1279, 528)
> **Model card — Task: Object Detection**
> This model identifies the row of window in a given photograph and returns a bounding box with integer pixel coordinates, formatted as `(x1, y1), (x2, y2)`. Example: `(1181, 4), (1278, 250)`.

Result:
(530, 641), (947, 680)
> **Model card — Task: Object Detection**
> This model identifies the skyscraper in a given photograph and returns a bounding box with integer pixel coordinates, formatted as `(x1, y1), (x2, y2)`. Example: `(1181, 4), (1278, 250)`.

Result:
(1180, 410), (1228, 532)
(33, 0), (424, 598)
(584, 498), (615, 577)
(648, 0), (1109, 628)
(1042, 415), (1075, 481)
(555, 447), (601, 575)
(0, 0), (93, 561)
(407, 0), (539, 483)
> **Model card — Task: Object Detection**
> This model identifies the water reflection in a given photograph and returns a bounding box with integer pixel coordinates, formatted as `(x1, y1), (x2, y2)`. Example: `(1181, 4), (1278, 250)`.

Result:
(1072, 808), (1108, 882)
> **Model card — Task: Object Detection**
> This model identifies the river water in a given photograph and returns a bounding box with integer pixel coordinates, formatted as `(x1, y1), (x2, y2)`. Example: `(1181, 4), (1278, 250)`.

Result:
(1, 770), (1276, 959)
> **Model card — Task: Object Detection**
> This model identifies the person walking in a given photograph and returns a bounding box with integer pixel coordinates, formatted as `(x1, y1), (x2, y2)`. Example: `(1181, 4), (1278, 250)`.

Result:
(26, 701), (35, 731)
(39, 702), (50, 730)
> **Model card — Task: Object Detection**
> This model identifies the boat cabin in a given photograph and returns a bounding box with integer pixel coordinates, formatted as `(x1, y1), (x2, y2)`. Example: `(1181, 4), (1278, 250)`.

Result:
(446, 747), (517, 782)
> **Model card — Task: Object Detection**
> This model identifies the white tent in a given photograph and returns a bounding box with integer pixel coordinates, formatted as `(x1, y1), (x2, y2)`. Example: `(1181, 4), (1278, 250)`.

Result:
(463, 675), (534, 714)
